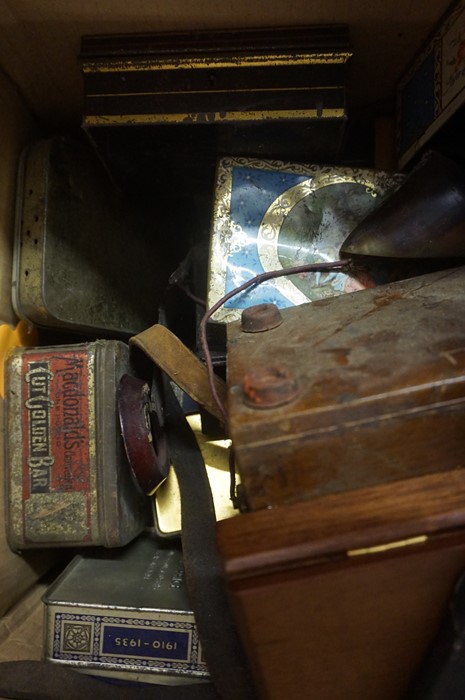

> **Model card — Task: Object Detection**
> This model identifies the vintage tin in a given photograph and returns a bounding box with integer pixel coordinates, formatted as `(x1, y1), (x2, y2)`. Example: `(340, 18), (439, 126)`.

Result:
(80, 26), (351, 127)
(42, 532), (209, 684)
(207, 157), (404, 323)
(78, 26), (352, 235)
(397, 0), (465, 168)
(5, 340), (150, 549)
(12, 136), (169, 336)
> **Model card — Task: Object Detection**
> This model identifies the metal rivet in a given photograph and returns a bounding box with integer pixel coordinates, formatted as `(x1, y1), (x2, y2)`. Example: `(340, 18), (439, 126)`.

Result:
(242, 365), (300, 408)
(241, 303), (283, 333)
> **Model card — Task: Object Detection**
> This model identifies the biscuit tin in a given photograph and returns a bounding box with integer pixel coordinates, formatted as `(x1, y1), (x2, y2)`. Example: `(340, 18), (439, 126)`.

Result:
(207, 157), (404, 323)
(43, 533), (209, 684)
(397, 0), (465, 167)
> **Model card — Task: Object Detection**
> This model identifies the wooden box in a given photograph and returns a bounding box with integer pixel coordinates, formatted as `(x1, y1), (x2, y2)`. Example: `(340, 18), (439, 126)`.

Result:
(227, 266), (465, 511)
(217, 470), (465, 700)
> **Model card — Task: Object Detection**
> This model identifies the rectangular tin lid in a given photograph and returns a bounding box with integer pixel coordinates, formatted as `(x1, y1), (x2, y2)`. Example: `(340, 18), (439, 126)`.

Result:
(44, 532), (191, 612)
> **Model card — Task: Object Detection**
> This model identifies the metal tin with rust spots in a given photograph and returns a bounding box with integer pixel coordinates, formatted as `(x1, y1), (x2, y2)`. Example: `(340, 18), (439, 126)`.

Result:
(12, 136), (168, 336)
(5, 340), (149, 549)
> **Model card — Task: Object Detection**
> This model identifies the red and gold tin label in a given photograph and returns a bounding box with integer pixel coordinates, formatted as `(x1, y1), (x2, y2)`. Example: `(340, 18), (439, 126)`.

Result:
(6, 345), (99, 547)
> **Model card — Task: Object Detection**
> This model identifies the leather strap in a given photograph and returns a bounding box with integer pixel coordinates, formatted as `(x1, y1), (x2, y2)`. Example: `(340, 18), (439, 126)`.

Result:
(130, 324), (227, 423)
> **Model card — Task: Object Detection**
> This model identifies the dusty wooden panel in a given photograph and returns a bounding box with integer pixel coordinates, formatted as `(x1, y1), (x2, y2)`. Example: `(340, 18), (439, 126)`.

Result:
(223, 542), (465, 700)
(227, 266), (465, 511)
(216, 474), (465, 700)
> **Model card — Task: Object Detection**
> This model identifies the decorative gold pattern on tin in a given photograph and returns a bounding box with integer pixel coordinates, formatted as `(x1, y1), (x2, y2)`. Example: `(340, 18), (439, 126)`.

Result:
(207, 158), (405, 323)
(82, 52), (353, 73)
(256, 175), (376, 306)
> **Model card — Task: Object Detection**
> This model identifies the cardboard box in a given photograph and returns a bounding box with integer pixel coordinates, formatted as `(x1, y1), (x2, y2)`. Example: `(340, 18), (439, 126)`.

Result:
(0, 4), (462, 700)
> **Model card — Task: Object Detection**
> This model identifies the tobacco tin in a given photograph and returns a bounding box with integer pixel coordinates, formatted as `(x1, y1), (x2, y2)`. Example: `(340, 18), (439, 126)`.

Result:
(43, 533), (209, 684)
(5, 340), (150, 549)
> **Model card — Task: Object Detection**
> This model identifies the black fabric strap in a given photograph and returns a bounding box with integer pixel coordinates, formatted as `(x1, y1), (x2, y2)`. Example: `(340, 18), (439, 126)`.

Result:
(0, 661), (221, 700)
(162, 375), (256, 700)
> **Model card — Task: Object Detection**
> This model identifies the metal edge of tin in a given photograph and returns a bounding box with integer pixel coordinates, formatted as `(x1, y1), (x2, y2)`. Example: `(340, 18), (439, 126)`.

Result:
(41, 554), (84, 606)
(43, 662), (207, 686)
(84, 343), (100, 546)
(11, 140), (51, 327)
(95, 340), (148, 548)
(206, 157), (237, 324)
(11, 143), (28, 321)
(4, 346), (26, 550)
(94, 340), (120, 548)
(41, 554), (82, 664)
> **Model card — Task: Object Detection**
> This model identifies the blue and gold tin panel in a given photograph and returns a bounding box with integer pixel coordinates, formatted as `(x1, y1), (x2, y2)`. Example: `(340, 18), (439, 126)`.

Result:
(207, 157), (404, 323)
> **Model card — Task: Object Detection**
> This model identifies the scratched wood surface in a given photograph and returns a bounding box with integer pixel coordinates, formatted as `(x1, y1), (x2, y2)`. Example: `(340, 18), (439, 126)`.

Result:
(227, 265), (465, 510)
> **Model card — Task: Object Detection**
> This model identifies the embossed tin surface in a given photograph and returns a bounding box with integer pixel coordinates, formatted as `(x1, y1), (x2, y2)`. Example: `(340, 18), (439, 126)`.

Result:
(5, 340), (149, 549)
(43, 533), (209, 683)
(207, 157), (405, 323)
(12, 136), (168, 336)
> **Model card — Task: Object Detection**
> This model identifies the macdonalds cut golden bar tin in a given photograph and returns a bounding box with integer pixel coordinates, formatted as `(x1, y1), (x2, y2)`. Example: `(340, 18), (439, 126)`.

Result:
(5, 340), (150, 549)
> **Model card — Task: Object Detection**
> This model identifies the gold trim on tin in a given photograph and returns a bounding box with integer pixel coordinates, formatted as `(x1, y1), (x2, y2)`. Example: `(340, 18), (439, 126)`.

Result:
(256, 174), (378, 307)
(84, 108), (345, 126)
(82, 52), (353, 73)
